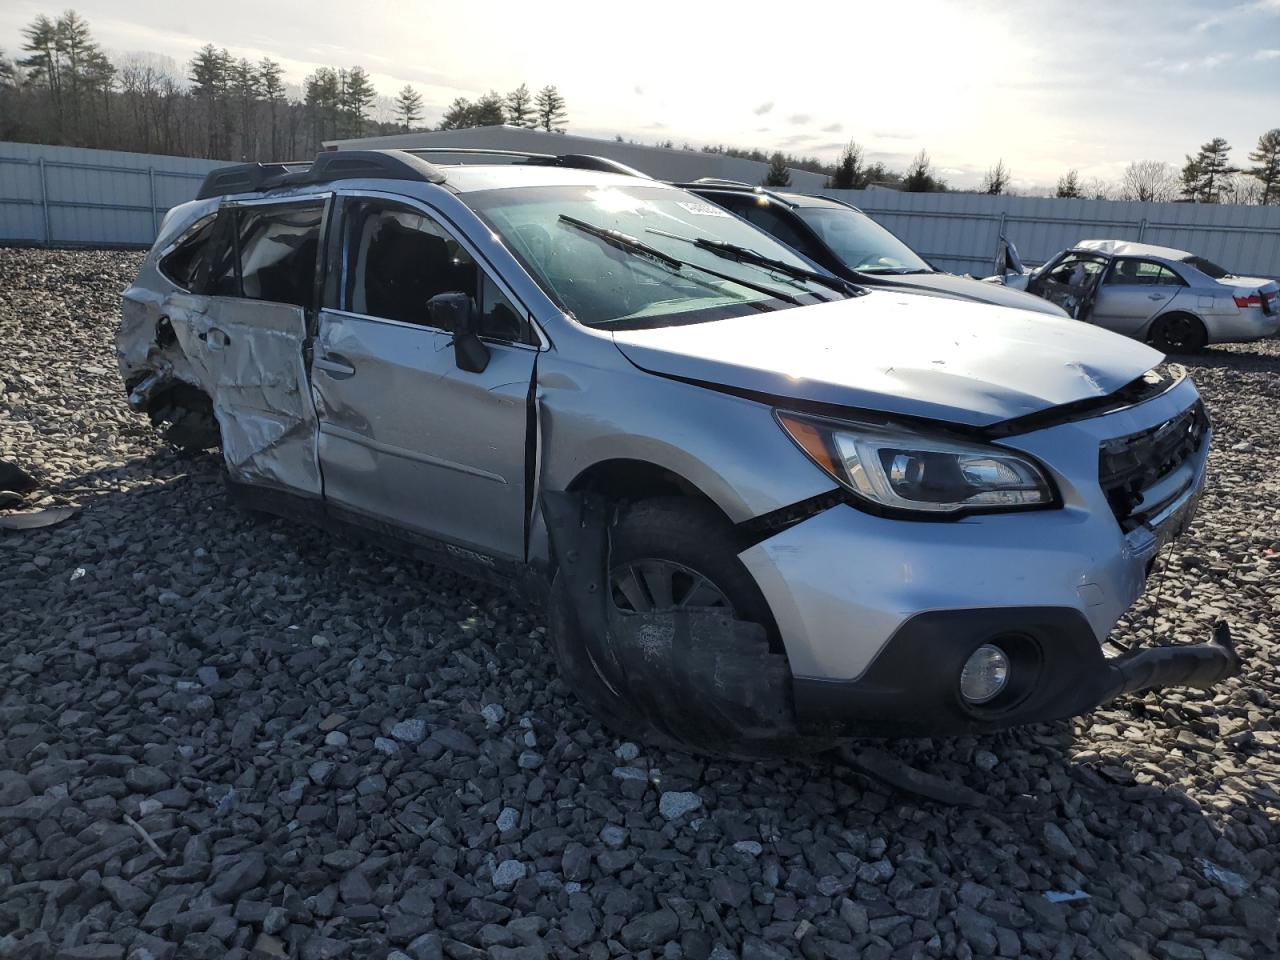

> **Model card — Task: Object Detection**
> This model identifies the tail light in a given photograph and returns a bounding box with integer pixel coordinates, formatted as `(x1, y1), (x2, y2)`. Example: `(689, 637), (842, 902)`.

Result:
(1234, 291), (1277, 311)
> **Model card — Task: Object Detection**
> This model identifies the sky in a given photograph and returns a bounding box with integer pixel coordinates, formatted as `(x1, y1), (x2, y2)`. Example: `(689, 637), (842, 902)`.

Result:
(2, 0), (1278, 189)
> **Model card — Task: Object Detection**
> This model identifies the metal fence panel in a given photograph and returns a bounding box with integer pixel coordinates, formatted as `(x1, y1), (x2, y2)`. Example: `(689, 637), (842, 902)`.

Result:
(811, 188), (1280, 281)
(0, 141), (221, 247)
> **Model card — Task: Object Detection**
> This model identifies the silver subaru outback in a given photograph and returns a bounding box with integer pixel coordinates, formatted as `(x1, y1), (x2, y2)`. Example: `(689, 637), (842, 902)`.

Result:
(117, 149), (1240, 754)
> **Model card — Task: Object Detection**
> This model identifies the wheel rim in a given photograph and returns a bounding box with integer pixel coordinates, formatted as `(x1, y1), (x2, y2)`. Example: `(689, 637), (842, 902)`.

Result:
(1159, 316), (1197, 350)
(610, 559), (733, 613)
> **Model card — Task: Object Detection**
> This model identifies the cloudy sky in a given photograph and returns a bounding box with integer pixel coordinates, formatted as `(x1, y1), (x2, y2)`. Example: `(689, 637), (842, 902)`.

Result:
(2, 0), (1277, 188)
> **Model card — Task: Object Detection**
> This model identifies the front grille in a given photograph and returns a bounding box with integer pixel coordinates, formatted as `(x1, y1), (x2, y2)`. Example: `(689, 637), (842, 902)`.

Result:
(1098, 400), (1209, 528)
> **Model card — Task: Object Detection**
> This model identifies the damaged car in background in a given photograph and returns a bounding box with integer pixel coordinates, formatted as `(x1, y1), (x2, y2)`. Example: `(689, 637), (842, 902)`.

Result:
(118, 148), (1242, 755)
(988, 237), (1280, 352)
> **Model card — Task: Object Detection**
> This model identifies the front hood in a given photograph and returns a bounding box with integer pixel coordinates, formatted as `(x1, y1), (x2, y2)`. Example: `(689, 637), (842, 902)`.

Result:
(876, 271), (1066, 317)
(612, 291), (1162, 427)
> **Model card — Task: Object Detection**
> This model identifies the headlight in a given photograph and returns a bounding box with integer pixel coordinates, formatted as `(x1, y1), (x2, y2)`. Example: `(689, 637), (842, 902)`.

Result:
(776, 411), (1056, 516)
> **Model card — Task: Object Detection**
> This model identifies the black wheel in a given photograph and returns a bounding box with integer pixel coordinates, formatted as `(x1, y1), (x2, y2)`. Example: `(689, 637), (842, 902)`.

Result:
(548, 497), (810, 754)
(1148, 313), (1207, 354)
(147, 385), (220, 452)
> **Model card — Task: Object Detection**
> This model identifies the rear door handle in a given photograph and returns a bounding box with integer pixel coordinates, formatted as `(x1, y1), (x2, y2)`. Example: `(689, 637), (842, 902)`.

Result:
(1148, 293), (1167, 301)
(199, 327), (230, 348)
(314, 354), (356, 379)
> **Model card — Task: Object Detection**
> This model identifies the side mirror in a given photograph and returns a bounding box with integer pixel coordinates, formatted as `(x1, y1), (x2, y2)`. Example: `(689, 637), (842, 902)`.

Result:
(428, 292), (489, 373)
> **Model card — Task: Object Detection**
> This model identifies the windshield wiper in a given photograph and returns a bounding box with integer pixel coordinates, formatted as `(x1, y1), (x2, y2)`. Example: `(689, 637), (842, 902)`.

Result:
(558, 215), (800, 305)
(646, 227), (858, 296)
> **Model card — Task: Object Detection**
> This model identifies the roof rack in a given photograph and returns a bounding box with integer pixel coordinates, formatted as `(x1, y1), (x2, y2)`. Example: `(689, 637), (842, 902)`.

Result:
(672, 180), (798, 208)
(402, 147), (651, 179)
(195, 150), (447, 201)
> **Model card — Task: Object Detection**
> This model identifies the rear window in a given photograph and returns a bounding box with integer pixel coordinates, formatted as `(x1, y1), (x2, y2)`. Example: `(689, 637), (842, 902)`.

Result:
(158, 214), (218, 290)
(233, 204), (325, 308)
(1181, 255), (1231, 279)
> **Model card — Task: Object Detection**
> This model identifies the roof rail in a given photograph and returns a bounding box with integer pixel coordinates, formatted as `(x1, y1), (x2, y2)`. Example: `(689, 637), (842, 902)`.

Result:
(403, 147), (651, 179)
(673, 180), (797, 208)
(195, 150), (446, 201)
(684, 177), (757, 188)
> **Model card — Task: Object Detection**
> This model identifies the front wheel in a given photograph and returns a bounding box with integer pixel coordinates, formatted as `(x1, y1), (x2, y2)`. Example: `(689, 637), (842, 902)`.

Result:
(1148, 313), (1207, 354)
(547, 497), (818, 755)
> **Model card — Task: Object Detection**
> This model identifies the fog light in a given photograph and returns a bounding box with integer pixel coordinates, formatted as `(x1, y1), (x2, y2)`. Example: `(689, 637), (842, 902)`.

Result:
(960, 644), (1009, 704)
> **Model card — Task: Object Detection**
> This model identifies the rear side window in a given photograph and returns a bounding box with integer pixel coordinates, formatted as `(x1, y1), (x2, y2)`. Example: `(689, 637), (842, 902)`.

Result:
(232, 204), (325, 308)
(1107, 259), (1186, 286)
(158, 214), (218, 290)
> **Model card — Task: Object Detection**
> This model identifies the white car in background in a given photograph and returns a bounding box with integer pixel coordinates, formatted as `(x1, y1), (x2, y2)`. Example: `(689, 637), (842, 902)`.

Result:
(989, 238), (1280, 352)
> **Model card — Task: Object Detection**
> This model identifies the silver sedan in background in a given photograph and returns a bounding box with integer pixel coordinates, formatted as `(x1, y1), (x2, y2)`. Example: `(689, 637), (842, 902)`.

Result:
(989, 238), (1280, 352)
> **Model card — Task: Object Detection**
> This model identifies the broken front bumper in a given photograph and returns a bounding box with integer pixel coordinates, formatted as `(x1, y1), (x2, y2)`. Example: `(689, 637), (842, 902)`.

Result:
(791, 608), (1241, 737)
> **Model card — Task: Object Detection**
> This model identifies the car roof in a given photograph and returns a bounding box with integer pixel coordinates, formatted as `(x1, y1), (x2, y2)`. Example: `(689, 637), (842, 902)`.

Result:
(1074, 239), (1192, 261)
(440, 163), (670, 194)
(195, 149), (662, 202)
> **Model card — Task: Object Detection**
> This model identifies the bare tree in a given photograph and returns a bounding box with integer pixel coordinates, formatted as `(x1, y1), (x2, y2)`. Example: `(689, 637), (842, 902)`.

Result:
(981, 159), (1010, 195)
(1218, 172), (1263, 206)
(1119, 160), (1177, 202)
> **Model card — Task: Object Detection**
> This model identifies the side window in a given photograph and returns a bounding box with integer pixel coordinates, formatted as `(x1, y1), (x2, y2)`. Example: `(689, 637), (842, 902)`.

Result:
(1108, 258), (1185, 286)
(343, 199), (528, 343)
(739, 203), (819, 259)
(232, 204), (325, 308)
(158, 214), (218, 290)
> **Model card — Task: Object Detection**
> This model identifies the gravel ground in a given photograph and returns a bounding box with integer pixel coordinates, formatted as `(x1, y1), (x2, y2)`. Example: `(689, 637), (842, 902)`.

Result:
(2, 247), (1278, 960)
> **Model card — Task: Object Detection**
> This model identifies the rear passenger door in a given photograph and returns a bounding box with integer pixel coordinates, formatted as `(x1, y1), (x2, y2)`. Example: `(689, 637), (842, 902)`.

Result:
(311, 194), (538, 562)
(184, 197), (328, 496)
(1091, 257), (1188, 336)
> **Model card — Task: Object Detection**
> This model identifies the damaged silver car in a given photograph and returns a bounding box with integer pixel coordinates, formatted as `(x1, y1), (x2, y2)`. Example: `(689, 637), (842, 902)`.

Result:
(118, 148), (1241, 754)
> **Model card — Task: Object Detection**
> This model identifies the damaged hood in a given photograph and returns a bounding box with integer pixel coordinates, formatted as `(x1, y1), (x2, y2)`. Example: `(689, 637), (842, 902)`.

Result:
(612, 290), (1162, 427)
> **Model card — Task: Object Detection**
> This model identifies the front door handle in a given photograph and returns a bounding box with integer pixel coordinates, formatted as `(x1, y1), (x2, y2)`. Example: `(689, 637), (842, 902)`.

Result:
(314, 354), (357, 379)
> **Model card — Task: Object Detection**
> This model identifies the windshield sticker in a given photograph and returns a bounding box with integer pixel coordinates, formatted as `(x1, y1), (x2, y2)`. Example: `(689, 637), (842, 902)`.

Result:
(676, 201), (731, 218)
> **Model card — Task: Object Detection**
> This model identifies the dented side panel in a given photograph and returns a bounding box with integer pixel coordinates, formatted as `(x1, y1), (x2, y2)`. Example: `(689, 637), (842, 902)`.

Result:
(154, 294), (321, 494)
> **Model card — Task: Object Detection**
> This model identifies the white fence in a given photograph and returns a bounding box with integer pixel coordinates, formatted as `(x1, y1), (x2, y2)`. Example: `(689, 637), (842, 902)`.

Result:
(0, 142), (223, 247)
(805, 187), (1280, 281)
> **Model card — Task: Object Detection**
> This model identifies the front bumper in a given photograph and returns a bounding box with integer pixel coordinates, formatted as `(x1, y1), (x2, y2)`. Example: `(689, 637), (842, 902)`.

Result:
(792, 608), (1240, 736)
(738, 375), (1225, 734)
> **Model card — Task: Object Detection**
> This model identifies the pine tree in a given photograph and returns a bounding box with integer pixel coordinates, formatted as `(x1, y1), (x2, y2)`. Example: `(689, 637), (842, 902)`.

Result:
(764, 152), (791, 187)
(189, 44), (231, 157)
(342, 66), (376, 138)
(439, 97), (475, 130)
(395, 84), (423, 130)
(830, 141), (864, 190)
(534, 84), (567, 133)
(20, 15), (64, 136)
(258, 58), (285, 159)
(473, 90), (506, 126)
(1055, 169), (1082, 198)
(903, 150), (944, 192)
(1247, 129), (1280, 206)
(0, 50), (14, 89)
(229, 58), (259, 159)
(304, 66), (341, 147)
(505, 83), (534, 127)
(1181, 137), (1238, 202)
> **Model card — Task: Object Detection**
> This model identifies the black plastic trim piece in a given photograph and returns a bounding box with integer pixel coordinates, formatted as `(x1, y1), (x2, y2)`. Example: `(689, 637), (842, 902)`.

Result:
(196, 151), (447, 201)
